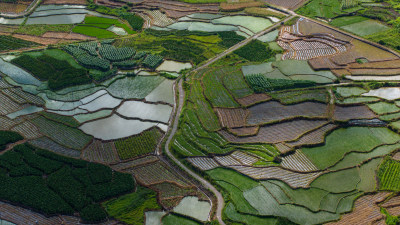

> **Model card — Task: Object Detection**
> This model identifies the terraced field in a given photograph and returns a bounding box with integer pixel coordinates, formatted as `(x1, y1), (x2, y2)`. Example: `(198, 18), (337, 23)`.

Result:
(2, 1), (400, 225)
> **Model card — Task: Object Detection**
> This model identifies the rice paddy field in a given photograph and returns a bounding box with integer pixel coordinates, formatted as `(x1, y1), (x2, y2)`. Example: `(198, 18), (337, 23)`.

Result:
(2, 0), (400, 224)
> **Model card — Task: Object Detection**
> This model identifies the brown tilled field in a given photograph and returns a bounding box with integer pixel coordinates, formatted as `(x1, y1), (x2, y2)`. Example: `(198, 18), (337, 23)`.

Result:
(247, 101), (328, 125)
(286, 123), (337, 148)
(333, 105), (377, 121)
(82, 140), (120, 164)
(0, 0), (32, 14)
(215, 108), (249, 128)
(236, 93), (271, 107)
(326, 192), (391, 225)
(219, 119), (328, 143)
(228, 126), (259, 136)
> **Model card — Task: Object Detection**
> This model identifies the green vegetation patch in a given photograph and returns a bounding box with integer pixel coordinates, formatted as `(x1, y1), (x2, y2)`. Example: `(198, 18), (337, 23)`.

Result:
(0, 131), (23, 151)
(368, 102), (400, 115)
(40, 111), (80, 128)
(72, 25), (116, 39)
(245, 74), (316, 93)
(120, 13), (144, 31)
(162, 214), (201, 225)
(72, 16), (135, 39)
(311, 168), (360, 193)
(14, 24), (73, 36)
(330, 16), (369, 27)
(297, 0), (361, 19)
(378, 158), (400, 191)
(103, 186), (161, 225)
(31, 116), (92, 150)
(335, 86), (367, 97)
(186, 81), (221, 131)
(11, 54), (90, 91)
(270, 89), (329, 104)
(115, 127), (163, 160)
(0, 144), (134, 223)
(341, 19), (390, 37)
(224, 203), (278, 225)
(302, 127), (400, 169)
(202, 66), (240, 107)
(0, 35), (38, 51)
(234, 40), (273, 62)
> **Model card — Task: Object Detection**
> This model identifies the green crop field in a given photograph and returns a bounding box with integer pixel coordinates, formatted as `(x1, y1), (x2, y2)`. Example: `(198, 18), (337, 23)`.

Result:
(302, 127), (400, 169)
(378, 158), (400, 191)
(115, 127), (163, 160)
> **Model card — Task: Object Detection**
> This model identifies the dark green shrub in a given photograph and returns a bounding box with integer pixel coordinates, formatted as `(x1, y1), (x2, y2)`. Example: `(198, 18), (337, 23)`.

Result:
(121, 13), (144, 31)
(0, 131), (23, 151)
(245, 74), (316, 92)
(234, 40), (273, 62)
(80, 204), (107, 223)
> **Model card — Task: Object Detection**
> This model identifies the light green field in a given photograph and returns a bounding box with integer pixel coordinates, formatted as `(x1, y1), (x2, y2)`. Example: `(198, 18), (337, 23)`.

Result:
(302, 127), (400, 169)
(341, 19), (390, 37)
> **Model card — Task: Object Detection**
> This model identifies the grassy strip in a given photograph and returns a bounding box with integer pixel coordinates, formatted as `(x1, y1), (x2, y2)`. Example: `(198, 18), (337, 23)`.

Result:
(14, 24), (74, 36)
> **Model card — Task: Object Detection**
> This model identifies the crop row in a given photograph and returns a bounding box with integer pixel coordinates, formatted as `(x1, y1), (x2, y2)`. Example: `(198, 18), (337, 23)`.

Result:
(82, 140), (119, 164)
(31, 116), (92, 150)
(219, 119), (328, 144)
(0, 92), (23, 115)
(11, 121), (41, 140)
(29, 137), (80, 158)
(142, 54), (163, 69)
(245, 74), (316, 92)
(202, 67), (240, 108)
(188, 81), (221, 131)
(99, 44), (136, 62)
(232, 165), (322, 188)
(115, 127), (163, 160)
(0, 35), (38, 51)
(378, 159), (400, 191)
(127, 161), (189, 186)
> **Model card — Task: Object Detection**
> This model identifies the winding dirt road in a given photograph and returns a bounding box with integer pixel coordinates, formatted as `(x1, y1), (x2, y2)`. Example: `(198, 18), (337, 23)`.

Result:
(161, 17), (299, 224)
(194, 14), (295, 72)
(162, 79), (226, 224)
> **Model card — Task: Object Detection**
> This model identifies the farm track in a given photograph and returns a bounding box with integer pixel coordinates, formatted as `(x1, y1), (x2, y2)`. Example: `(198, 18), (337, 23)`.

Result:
(194, 14), (296, 72)
(161, 15), (304, 224)
(162, 79), (225, 224)
(0, 0), (41, 18)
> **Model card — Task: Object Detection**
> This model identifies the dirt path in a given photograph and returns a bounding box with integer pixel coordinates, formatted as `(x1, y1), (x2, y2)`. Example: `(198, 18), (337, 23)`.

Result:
(161, 79), (225, 224)
(194, 15), (295, 72)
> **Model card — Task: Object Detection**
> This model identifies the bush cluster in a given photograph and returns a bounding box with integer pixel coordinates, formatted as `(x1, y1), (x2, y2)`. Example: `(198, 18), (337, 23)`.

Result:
(11, 54), (90, 91)
(160, 39), (206, 64)
(234, 40), (274, 62)
(0, 144), (135, 222)
(0, 131), (23, 151)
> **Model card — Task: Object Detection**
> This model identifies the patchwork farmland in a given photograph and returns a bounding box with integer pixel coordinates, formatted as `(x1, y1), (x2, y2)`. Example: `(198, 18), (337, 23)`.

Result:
(1, 0), (400, 224)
